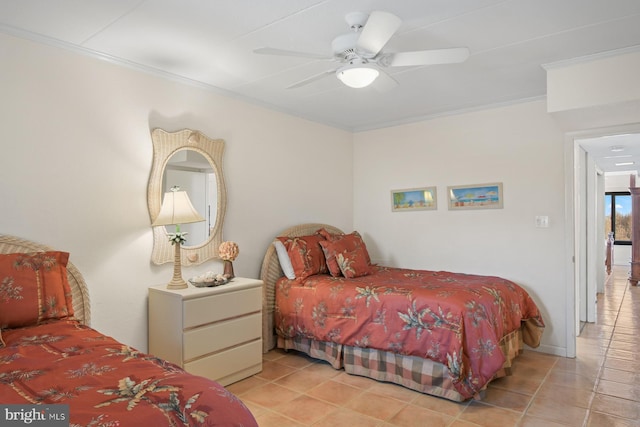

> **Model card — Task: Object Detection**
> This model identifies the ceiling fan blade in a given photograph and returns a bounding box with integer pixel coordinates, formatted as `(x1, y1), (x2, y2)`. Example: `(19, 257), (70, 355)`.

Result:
(356, 11), (402, 55)
(373, 69), (398, 92)
(389, 47), (470, 67)
(286, 69), (336, 89)
(254, 47), (329, 60)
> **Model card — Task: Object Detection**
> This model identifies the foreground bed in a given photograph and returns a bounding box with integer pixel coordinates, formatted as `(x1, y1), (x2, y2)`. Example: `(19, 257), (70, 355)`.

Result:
(260, 223), (545, 402)
(0, 234), (257, 426)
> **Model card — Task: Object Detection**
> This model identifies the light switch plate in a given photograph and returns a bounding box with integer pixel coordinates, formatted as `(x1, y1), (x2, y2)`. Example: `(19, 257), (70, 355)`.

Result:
(535, 216), (549, 228)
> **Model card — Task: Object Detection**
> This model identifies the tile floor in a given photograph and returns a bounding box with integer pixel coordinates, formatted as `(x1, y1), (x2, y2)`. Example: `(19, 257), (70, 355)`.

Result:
(227, 266), (640, 426)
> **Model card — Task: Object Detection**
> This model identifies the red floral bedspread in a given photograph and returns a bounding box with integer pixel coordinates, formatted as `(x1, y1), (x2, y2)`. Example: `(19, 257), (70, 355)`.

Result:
(275, 266), (545, 399)
(0, 320), (257, 427)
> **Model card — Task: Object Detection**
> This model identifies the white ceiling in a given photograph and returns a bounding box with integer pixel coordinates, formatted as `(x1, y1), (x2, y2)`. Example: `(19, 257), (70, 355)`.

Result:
(579, 133), (640, 176)
(2, 0), (640, 171)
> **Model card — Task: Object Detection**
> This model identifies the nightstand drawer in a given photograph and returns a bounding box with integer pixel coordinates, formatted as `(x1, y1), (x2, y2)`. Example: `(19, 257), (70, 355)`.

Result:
(183, 286), (261, 328)
(184, 340), (262, 385)
(183, 312), (261, 360)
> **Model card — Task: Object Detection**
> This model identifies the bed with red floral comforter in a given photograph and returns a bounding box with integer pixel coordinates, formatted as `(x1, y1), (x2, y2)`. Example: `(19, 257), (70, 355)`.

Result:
(275, 266), (545, 400)
(0, 235), (257, 427)
(0, 319), (257, 426)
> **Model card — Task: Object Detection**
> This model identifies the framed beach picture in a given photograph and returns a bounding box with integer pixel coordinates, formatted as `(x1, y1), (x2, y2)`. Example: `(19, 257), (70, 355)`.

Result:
(448, 182), (503, 210)
(391, 187), (437, 211)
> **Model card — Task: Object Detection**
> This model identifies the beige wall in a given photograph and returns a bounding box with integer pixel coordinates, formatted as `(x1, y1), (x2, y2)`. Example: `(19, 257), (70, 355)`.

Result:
(546, 50), (640, 113)
(0, 33), (353, 350)
(353, 100), (567, 355)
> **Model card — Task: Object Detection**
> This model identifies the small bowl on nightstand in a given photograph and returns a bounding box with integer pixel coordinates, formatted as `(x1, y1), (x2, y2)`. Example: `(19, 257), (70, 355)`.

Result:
(189, 272), (231, 288)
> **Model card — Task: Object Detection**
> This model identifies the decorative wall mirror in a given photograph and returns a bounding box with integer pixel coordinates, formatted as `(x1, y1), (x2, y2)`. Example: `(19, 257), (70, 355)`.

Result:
(148, 128), (226, 265)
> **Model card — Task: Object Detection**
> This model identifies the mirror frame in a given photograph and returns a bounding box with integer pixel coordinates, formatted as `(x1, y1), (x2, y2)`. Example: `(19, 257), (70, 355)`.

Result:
(148, 128), (227, 265)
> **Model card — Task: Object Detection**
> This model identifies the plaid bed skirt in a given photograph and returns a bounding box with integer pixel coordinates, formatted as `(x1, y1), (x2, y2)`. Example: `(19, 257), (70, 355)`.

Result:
(277, 327), (524, 402)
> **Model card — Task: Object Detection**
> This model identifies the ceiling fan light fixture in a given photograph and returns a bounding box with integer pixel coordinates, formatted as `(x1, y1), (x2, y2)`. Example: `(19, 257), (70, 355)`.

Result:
(336, 62), (379, 88)
(257, 10), (468, 90)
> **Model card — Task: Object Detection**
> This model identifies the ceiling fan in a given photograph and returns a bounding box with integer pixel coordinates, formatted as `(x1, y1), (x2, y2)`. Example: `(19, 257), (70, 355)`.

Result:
(254, 10), (470, 90)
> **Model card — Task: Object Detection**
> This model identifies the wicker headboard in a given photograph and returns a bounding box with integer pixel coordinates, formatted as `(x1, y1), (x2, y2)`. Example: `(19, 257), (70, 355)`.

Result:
(0, 234), (91, 326)
(259, 223), (344, 352)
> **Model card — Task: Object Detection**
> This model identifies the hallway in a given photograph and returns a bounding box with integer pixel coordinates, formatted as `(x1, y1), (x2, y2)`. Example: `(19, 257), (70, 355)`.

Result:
(574, 265), (640, 426)
(228, 266), (640, 426)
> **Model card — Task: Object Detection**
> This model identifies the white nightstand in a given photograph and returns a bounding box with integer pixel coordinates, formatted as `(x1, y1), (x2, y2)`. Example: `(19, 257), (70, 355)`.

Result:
(148, 277), (263, 386)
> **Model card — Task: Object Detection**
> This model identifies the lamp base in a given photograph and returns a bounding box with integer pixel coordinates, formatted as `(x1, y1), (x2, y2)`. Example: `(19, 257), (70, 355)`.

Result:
(167, 241), (188, 290)
(167, 278), (188, 290)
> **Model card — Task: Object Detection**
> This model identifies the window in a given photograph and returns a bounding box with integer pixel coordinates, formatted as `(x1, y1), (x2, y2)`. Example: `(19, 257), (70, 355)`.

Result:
(605, 192), (632, 244)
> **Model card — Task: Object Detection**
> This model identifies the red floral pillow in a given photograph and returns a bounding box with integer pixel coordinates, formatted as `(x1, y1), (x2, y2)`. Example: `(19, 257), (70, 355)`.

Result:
(319, 231), (372, 277)
(277, 234), (328, 280)
(336, 247), (373, 278)
(0, 251), (75, 330)
(317, 228), (340, 241)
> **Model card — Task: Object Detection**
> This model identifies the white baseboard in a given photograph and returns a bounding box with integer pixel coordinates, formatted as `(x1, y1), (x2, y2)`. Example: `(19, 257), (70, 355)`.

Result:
(526, 343), (568, 357)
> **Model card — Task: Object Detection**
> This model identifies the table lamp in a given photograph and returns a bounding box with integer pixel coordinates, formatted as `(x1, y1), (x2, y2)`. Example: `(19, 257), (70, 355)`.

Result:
(152, 186), (204, 289)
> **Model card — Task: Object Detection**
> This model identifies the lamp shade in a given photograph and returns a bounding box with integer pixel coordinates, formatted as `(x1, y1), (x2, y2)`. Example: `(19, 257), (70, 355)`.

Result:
(336, 63), (380, 88)
(152, 190), (204, 226)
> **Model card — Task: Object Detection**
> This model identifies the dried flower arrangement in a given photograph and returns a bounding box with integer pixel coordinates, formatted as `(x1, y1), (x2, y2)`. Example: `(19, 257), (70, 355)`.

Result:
(219, 241), (239, 261)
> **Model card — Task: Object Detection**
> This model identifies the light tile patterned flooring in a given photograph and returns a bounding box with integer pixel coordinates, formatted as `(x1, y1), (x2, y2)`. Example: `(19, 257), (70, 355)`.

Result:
(227, 266), (640, 426)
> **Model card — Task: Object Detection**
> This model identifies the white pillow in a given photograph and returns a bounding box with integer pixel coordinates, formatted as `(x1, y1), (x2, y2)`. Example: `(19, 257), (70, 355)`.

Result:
(273, 240), (295, 280)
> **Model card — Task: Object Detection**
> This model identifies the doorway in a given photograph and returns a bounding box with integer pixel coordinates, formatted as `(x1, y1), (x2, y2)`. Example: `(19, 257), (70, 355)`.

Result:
(567, 125), (640, 358)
